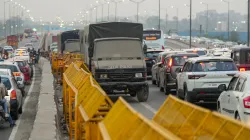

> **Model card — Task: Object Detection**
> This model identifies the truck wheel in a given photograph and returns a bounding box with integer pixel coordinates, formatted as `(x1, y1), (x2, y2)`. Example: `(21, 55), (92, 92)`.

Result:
(137, 86), (149, 102)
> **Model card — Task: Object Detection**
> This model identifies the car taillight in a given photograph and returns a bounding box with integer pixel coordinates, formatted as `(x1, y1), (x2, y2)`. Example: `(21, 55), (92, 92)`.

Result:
(243, 96), (250, 108)
(10, 90), (17, 99)
(188, 74), (206, 79)
(168, 58), (173, 67)
(13, 72), (21, 76)
(240, 68), (246, 71)
(144, 58), (150, 61)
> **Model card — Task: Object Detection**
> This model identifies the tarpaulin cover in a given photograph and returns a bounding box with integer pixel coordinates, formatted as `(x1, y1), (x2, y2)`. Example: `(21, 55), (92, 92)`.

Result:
(88, 22), (143, 49)
(61, 30), (80, 52)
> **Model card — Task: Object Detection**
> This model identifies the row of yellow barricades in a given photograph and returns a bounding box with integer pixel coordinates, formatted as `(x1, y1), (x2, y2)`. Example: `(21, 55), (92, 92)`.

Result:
(50, 52), (84, 84)
(62, 61), (250, 140)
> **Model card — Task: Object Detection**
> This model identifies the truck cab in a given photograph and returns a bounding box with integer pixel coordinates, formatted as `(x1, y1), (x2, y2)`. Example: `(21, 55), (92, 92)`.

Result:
(91, 37), (148, 102)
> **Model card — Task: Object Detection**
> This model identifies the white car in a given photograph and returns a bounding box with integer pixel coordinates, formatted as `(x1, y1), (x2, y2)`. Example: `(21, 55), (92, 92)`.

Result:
(217, 71), (250, 122)
(176, 56), (238, 104)
(14, 49), (30, 62)
(0, 61), (25, 95)
(0, 69), (14, 78)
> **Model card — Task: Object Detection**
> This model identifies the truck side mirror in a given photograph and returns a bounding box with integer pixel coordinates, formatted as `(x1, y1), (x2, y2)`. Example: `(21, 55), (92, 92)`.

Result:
(88, 47), (93, 58)
(143, 44), (147, 53)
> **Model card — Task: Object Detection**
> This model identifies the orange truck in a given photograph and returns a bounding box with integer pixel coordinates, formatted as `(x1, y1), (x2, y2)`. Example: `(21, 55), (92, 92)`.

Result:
(7, 35), (19, 49)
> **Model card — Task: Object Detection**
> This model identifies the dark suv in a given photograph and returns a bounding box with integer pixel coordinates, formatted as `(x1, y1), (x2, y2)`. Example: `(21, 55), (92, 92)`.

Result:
(231, 46), (250, 71)
(144, 50), (163, 76)
(159, 53), (199, 94)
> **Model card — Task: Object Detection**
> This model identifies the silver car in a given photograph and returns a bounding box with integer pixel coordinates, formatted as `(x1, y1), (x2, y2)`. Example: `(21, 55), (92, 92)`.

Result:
(1, 75), (23, 120)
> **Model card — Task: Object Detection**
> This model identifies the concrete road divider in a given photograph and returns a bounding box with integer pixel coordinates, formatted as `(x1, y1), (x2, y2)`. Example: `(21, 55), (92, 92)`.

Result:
(153, 95), (250, 140)
(98, 97), (181, 140)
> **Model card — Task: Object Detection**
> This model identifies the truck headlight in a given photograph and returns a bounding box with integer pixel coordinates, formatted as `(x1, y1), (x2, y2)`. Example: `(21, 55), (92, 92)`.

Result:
(135, 73), (142, 78)
(100, 74), (108, 78)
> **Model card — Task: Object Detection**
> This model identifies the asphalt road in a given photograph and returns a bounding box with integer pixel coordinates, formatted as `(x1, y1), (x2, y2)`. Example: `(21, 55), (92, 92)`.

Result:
(109, 39), (216, 120)
(0, 38), (42, 140)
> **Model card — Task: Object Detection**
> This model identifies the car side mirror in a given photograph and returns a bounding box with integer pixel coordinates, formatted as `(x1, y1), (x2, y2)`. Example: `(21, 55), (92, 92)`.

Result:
(175, 67), (182, 73)
(218, 84), (227, 92)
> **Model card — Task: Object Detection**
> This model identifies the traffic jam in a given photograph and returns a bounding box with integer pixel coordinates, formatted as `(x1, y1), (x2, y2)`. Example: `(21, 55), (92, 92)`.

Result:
(144, 29), (250, 123)
(0, 32), (39, 127)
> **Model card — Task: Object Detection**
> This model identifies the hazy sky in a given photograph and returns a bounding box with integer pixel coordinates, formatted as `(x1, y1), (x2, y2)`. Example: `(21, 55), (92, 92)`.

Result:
(0, 0), (247, 22)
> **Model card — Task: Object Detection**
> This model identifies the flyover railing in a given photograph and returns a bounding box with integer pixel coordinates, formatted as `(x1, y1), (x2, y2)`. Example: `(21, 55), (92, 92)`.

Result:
(54, 53), (250, 140)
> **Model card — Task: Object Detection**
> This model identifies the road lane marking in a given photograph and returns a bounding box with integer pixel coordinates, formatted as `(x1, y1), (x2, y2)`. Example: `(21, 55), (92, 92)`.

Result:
(140, 102), (157, 114)
(8, 65), (36, 140)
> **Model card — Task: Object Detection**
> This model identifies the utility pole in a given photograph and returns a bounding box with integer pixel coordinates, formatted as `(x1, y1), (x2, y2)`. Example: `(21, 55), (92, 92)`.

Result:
(158, 0), (160, 29)
(189, 0), (192, 48)
(248, 0), (250, 46)
(129, 0), (146, 23)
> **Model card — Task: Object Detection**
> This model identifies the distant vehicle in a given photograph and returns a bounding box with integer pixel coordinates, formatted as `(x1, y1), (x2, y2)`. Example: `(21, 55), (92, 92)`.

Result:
(31, 37), (37, 42)
(144, 50), (163, 76)
(1, 75), (23, 120)
(7, 35), (18, 49)
(183, 48), (207, 56)
(24, 43), (33, 48)
(159, 53), (199, 94)
(143, 29), (165, 49)
(217, 71), (250, 122)
(2, 46), (14, 58)
(151, 51), (184, 86)
(24, 28), (34, 38)
(231, 46), (250, 71)
(176, 57), (238, 104)
(14, 59), (31, 84)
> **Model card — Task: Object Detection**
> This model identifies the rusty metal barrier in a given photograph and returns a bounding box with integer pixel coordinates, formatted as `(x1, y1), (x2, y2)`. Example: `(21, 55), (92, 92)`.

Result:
(63, 62), (113, 140)
(153, 95), (250, 140)
(97, 97), (181, 140)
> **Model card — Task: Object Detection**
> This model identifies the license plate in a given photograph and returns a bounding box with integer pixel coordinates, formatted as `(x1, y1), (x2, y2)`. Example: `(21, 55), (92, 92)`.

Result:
(208, 83), (217, 87)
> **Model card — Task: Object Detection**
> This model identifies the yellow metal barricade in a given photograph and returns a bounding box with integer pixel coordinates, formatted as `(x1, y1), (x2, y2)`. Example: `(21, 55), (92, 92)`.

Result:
(97, 97), (181, 140)
(153, 95), (250, 140)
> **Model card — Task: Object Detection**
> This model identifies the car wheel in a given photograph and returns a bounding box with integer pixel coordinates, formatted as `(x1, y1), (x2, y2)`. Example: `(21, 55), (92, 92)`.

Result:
(235, 112), (241, 121)
(152, 79), (156, 85)
(156, 75), (160, 87)
(137, 86), (149, 102)
(164, 81), (170, 95)
(18, 105), (23, 114)
(176, 82), (181, 98)
(184, 86), (191, 103)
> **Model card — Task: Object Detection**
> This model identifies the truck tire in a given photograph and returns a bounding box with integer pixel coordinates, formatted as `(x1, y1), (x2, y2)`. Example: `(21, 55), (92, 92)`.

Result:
(137, 86), (149, 102)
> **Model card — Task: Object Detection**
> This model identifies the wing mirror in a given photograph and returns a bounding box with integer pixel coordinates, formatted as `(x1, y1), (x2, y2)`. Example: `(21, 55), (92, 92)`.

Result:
(218, 84), (227, 92)
(175, 67), (182, 73)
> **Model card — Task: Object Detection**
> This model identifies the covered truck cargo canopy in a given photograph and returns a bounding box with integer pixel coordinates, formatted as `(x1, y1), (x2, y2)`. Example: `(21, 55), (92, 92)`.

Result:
(60, 30), (80, 53)
(87, 22), (143, 49)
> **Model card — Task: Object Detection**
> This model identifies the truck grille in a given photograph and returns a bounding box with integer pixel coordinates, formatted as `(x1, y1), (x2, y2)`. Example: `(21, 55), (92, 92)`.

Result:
(109, 73), (134, 79)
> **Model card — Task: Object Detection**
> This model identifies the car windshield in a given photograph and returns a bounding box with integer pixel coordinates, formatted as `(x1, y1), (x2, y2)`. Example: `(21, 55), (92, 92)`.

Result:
(0, 65), (19, 73)
(187, 50), (206, 56)
(173, 55), (198, 66)
(1, 77), (11, 90)
(4, 48), (13, 52)
(145, 51), (162, 59)
(193, 60), (237, 72)
(17, 61), (25, 67)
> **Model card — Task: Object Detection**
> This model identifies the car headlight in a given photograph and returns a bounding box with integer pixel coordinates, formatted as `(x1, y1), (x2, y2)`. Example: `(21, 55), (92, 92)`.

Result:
(100, 74), (108, 78)
(135, 73), (143, 78)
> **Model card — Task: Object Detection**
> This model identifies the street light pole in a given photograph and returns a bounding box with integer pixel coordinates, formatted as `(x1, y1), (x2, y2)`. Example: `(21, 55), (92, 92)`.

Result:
(129, 0), (146, 23)
(158, 0), (160, 29)
(248, 0), (250, 46)
(190, 0), (192, 48)
(108, 2), (110, 21)
(221, 0), (230, 40)
(115, 2), (117, 21)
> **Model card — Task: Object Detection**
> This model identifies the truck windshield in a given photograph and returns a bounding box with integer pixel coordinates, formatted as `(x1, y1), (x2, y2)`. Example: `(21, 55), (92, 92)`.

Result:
(94, 40), (143, 59)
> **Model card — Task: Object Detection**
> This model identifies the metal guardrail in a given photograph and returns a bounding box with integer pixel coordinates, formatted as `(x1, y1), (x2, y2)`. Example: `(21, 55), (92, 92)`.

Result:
(53, 52), (250, 140)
